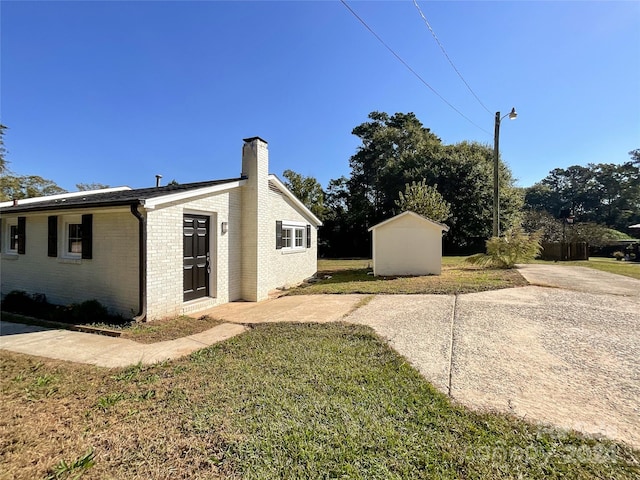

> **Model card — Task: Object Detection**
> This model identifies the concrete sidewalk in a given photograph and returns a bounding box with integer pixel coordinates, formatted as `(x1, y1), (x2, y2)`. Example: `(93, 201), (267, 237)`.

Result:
(0, 295), (365, 368)
(193, 294), (367, 324)
(0, 321), (247, 368)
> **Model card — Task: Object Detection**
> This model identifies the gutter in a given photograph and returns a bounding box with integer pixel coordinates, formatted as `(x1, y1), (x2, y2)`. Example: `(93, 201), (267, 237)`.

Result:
(130, 203), (147, 322)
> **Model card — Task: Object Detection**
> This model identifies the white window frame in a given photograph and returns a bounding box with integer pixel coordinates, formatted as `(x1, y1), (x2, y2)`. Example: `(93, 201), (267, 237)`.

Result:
(62, 214), (83, 259)
(4, 218), (18, 254)
(281, 221), (306, 253)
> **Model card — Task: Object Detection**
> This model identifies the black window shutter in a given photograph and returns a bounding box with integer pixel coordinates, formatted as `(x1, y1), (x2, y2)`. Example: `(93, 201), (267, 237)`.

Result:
(276, 221), (283, 250)
(81, 214), (93, 259)
(306, 225), (311, 248)
(48, 216), (58, 257)
(17, 217), (26, 254)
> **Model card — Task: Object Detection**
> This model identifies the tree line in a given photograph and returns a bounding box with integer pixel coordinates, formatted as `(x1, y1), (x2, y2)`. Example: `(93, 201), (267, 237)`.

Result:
(284, 112), (639, 257)
(3, 118), (637, 257)
(286, 111), (522, 256)
(524, 152), (640, 232)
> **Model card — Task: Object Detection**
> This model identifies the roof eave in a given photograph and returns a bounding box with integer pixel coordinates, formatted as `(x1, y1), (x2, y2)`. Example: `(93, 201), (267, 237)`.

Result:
(0, 198), (143, 215)
(268, 175), (323, 227)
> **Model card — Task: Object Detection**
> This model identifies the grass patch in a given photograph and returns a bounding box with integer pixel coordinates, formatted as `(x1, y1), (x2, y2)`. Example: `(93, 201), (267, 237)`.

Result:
(1, 323), (637, 479)
(535, 257), (640, 280)
(119, 315), (224, 344)
(291, 257), (527, 295)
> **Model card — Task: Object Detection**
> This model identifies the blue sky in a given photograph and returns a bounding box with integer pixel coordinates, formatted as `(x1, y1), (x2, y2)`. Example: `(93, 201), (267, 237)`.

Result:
(2, 1), (639, 192)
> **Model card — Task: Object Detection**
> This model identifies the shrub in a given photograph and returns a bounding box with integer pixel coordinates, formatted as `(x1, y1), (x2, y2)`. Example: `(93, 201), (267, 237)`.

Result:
(1, 290), (49, 317)
(71, 300), (109, 322)
(2, 292), (126, 325)
(612, 251), (625, 261)
(466, 228), (543, 269)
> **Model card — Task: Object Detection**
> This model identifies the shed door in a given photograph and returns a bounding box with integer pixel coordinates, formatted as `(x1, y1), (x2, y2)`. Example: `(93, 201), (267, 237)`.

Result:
(183, 215), (210, 302)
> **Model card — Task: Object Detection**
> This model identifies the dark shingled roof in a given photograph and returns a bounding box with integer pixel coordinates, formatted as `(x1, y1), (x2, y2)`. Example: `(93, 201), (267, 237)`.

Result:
(0, 177), (244, 214)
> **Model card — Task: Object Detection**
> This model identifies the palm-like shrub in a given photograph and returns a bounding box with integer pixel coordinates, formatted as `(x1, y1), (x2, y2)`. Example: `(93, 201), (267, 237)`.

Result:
(466, 228), (542, 269)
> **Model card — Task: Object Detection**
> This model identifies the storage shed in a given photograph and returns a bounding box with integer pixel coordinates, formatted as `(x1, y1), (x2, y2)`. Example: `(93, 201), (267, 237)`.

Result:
(368, 211), (449, 276)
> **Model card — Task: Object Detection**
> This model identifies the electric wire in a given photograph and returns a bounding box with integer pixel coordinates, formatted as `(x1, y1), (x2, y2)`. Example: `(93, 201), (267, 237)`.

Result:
(340, 0), (491, 135)
(412, 0), (492, 115)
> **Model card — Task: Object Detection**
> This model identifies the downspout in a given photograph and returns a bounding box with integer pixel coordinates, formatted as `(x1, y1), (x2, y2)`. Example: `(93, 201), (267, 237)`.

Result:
(130, 202), (147, 322)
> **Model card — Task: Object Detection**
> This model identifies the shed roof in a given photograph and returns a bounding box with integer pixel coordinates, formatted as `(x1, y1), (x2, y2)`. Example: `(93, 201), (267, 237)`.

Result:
(368, 211), (449, 232)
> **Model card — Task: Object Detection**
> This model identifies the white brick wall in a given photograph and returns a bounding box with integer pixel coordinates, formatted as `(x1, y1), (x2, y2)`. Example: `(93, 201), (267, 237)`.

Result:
(266, 189), (318, 289)
(240, 138), (270, 301)
(0, 209), (138, 316)
(144, 188), (243, 321)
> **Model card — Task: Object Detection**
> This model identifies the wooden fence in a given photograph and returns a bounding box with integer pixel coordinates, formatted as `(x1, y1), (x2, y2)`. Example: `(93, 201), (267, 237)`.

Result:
(540, 242), (589, 261)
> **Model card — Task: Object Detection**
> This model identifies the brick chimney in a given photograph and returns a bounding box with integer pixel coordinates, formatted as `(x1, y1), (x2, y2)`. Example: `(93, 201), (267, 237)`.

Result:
(240, 137), (270, 301)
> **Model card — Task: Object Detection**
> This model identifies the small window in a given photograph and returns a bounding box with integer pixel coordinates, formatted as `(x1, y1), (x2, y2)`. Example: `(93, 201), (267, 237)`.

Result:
(282, 228), (292, 248)
(4, 218), (21, 254)
(278, 221), (306, 252)
(295, 228), (303, 247)
(63, 215), (83, 258)
(9, 225), (19, 252)
(68, 223), (83, 254)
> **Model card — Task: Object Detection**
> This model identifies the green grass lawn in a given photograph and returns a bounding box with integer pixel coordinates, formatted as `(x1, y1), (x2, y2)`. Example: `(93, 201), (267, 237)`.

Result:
(535, 257), (640, 280)
(1, 322), (637, 479)
(290, 257), (527, 295)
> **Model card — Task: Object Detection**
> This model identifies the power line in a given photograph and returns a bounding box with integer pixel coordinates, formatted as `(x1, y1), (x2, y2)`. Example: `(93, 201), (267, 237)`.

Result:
(412, 0), (492, 115)
(340, 0), (490, 135)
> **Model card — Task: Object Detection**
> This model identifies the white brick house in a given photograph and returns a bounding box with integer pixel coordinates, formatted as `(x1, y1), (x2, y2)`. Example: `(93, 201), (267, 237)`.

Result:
(0, 137), (321, 321)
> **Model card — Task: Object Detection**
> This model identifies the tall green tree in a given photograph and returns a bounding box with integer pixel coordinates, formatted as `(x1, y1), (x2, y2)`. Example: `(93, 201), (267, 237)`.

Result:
(347, 111), (442, 230)
(322, 111), (522, 256)
(524, 151), (640, 231)
(76, 182), (110, 191)
(0, 174), (66, 201)
(395, 180), (450, 222)
(282, 169), (326, 220)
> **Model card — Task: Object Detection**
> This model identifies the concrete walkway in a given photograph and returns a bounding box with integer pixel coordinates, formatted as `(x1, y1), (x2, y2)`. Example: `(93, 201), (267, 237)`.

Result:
(193, 294), (367, 324)
(0, 321), (247, 368)
(0, 295), (364, 368)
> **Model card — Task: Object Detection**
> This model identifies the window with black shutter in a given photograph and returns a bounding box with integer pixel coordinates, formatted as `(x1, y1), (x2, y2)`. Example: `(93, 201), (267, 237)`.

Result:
(81, 214), (93, 259)
(306, 225), (311, 248)
(48, 216), (58, 257)
(276, 220), (283, 250)
(17, 217), (26, 254)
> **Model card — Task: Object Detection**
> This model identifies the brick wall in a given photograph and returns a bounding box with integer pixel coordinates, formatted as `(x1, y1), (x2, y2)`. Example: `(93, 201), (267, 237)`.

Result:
(145, 188), (243, 321)
(240, 138), (270, 301)
(0, 209), (139, 316)
(266, 188), (318, 289)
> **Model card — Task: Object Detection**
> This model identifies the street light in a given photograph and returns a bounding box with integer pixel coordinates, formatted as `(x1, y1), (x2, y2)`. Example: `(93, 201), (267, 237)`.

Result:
(493, 107), (517, 237)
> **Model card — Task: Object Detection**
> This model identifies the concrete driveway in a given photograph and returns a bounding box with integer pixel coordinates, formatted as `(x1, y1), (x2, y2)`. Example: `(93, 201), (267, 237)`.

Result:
(347, 265), (640, 449)
(517, 263), (640, 296)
